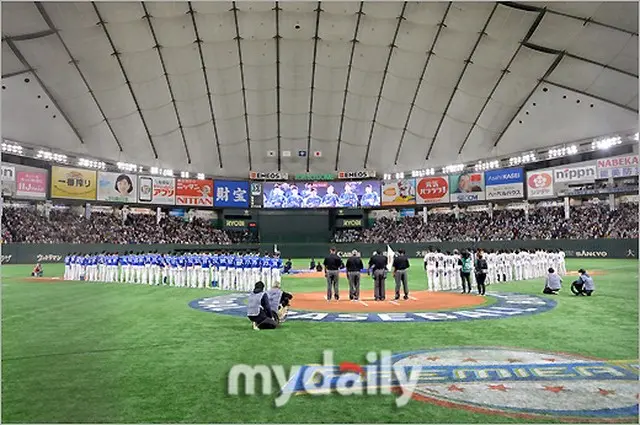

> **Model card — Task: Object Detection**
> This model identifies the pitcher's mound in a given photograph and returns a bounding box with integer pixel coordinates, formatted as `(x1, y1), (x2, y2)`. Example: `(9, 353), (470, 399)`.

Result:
(294, 290), (490, 313)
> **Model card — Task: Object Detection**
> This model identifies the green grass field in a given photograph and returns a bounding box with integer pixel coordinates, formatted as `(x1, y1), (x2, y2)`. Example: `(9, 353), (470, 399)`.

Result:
(2, 259), (638, 423)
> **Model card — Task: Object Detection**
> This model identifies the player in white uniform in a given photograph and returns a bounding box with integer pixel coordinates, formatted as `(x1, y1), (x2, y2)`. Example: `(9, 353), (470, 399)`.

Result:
(443, 252), (455, 290)
(558, 249), (566, 275)
(505, 250), (514, 282)
(453, 249), (462, 290)
(486, 251), (496, 285)
(424, 249), (437, 291)
(435, 249), (445, 291)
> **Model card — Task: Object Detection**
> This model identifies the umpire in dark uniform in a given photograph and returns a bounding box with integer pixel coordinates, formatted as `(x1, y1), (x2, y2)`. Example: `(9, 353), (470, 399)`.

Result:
(323, 247), (343, 301)
(393, 249), (410, 300)
(345, 250), (364, 301)
(368, 250), (388, 301)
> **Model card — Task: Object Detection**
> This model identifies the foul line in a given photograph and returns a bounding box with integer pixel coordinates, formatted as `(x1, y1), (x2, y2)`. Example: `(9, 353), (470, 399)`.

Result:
(359, 300), (369, 307)
(389, 300), (400, 306)
(408, 296), (418, 301)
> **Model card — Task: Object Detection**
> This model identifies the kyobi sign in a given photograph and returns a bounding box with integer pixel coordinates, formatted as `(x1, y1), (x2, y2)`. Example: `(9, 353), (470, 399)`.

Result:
(553, 164), (596, 183)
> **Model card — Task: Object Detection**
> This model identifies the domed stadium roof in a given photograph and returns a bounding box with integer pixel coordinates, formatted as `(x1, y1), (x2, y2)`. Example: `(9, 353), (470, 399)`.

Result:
(1, 1), (637, 177)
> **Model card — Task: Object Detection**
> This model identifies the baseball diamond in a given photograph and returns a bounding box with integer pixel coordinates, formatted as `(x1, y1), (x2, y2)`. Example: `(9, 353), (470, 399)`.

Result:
(2, 0), (639, 423)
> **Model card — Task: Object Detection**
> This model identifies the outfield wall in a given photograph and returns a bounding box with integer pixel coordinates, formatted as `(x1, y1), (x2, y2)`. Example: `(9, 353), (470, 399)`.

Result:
(1, 239), (637, 264)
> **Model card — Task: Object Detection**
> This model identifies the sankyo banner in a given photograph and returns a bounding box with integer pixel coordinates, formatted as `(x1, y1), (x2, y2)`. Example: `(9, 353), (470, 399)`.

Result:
(449, 172), (485, 202)
(485, 168), (524, 200)
(526, 169), (554, 199)
(176, 179), (213, 206)
(51, 166), (97, 200)
(138, 176), (175, 205)
(381, 179), (416, 206)
(596, 154), (639, 179)
(416, 176), (449, 204)
(97, 172), (137, 203)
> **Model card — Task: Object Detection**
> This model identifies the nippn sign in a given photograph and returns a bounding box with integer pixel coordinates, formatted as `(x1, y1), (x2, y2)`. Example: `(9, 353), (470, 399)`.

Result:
(553, 164), (596, 183)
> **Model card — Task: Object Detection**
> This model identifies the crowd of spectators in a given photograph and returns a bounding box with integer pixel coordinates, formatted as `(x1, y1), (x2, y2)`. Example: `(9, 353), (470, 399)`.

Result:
(1, 209), (255, 244)
(333, 202), (638, 243)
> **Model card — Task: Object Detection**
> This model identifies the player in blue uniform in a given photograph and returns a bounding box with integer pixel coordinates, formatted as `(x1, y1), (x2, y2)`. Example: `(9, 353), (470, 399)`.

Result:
(64, 254), (71, 280)
(267, 185), (286, 208)
(303, 188), (322, 208)
(321, 185), (340, 207)
(339, 183), (359, 207)
(271, 254), (282, 288)
(285, 186), (304, 208)
(360, 184), (380, 207)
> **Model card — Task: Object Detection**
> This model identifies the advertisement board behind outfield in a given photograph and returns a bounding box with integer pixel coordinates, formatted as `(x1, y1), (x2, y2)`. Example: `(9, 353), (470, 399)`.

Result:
(449, 173), (485, 202)
(1, 164), (48, 200)
(526, 169), (554, 199)
(97, 172), (137, 203)
(51, 166), (97, 200)
(553, 163), (596, 183)
(485, 168), (524, 200)
(596, 154), (639, 179)
(138, 176), (175, 205)
(382, 179), (416, 206)
(416, 177), (449, 204)
(176, 179), (213, 206)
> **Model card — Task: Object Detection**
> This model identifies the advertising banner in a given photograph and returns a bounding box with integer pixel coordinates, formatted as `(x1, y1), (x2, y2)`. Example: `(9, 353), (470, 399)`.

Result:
(214, 180), (250, 208)
(526, 169), (555, 199)
(552, 162), (597, 183)
(449, 172), (485, 202)
(51, 166), (97, 200)
(1, 164), (47, 200)
(175, 179), (213, 206)
(596, 154), (639, 179)
(262, 180), (381, 208)
(485, 168), (524, 200)
(250, 182), (263, 208)
(381, 179), (416, 206)
(138, 176), (175, 205)
(97, 172), (137, 203)
(416, 176), (450, 204)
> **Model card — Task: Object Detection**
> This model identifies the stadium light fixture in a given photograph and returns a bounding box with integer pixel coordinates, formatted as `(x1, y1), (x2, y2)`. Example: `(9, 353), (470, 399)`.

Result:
(197, 173), (205, 180)
(117, 162), (138, 173)
(592, 136), (622, 150)
(634, 133), (639, 141)
(442, 164), (464, 174)
(474, 160), (500, 172)
(394, 172), (404, 179)
(150, 167), (160, 175)
(162, 169), (174, 177)
(180, 171), (190, 178)
(78, 158), (106, 170)
(37, 150), (67, 164)
(1, 142), (23, 155)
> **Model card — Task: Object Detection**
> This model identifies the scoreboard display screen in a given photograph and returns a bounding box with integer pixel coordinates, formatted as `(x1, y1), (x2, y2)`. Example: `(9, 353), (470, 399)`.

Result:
(262, 180), (381, 208)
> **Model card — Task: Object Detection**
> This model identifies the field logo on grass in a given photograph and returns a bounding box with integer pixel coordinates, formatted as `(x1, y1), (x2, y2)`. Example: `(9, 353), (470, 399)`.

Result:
(190, 292), (557, 323)
(280, 347), (639, 421)
(228, 350), (422, 407)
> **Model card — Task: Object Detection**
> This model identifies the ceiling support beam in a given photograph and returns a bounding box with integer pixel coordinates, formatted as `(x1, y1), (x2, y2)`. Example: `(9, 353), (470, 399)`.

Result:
(426, 3), (498, 160)
(457, 7), (546, 155)
(141, 3), (192, 164)
(187, 2), (223, 169)
(4, 38), (86, 146)
(542, 80), (638, 113)
(2, 29), (56, 42)
(394, 2), (451, 165)
(35, 2), (123, 153)
(274, 2), (282, 171)
(334, 2), (364, 171)
(92, 2), (159, 159)
(363, 1), (407, 169)
(231, 1), (252, 170)
(493, 51), (565, 147)
(1, 68), (34, 79)
(306, 2), (322, 172)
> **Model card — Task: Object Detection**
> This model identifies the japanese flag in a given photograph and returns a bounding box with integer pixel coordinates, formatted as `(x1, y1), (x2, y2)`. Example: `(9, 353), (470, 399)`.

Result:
(313, 151), (322, 157)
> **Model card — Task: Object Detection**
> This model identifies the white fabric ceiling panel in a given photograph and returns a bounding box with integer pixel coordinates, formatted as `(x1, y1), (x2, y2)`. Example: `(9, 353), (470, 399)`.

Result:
(422, 56), (464, 101)
(280, 10), (315, 39)
(404, 2), (450, 27)
(321, 2), (360, 16)
(163, 70), (206, 103)
(548, 56), (638, 107)
(90, 85), (136, 119)
(429, 116), (473, 161)
(446, 90), (487, 125)
(192, 9), (236, 42)
(386, 49), (424, 82)
(237, 9), (274, 40)
(190, 2), (232, 15)
(247, 114), (276, 142)
(245, 87), (276, 115)
(363, 2), (405, 20)
(75, 121), (121, 160)
(374, 98), (411, 147)
(104, 22), (153, 55)
(144, 2), (188, 19)
(152, 131), (188, 165)
(281, 2), (316, 14)
(609, 36), (638, 76)
(337, 142), (367, 170)
(40, 2), (98, 30)
(367, 125), (403, 171)
(175, 96), (211, 128)
(590, 1), (638, 34)
(182, 125), (218, 171)
(475, 96), (518, 134)
(211, 91), (244, 121)
(413, 83), (453, 116)
(458, 64), (501, 99)
(147, 17), (194, 50)
(318, 9), (356, 42)
(627, 95), (638, 109)
(120, 50), (164, 84)
(13, 37), (83, 100)
(395, 131), (428, 170)
(460, 125), (498, 160)
(73, 57), (124, 93)
(238, 2), (274, 13)
(406, 106), (440, 144)
(143, 103), (179, 136)
(95, 2), (143, 24)
(357, 16), (397, 49)
(1, 2), (49, 36)
(394, 18), (438, 55)
(131, 77), (172, 111)
(308, 88), (341, 118)
(528, 14), (632, 67)
(341, 115), (371, 150)
(216, 115), (247, 145)
(280, 114), (307, 141)
(99, 113), (154, 162)
(161, 47), (202, 78)
(2, 42), (26, 76)
(219, 142), (252, 176)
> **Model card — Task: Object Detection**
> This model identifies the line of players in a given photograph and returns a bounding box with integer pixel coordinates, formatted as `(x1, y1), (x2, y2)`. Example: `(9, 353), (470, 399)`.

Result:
(423, 248), (567, 292)
(63, 252), (282, 291)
